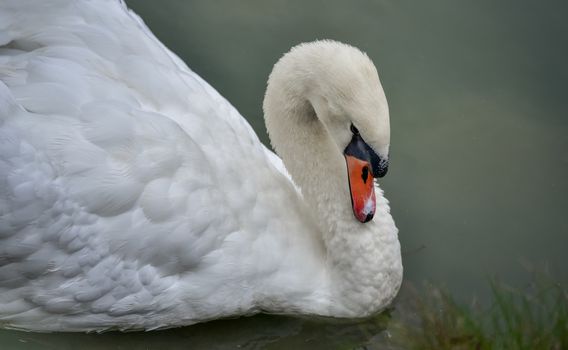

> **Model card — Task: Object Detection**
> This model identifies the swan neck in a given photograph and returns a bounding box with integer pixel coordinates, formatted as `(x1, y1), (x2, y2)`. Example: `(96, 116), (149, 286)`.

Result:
(262, 46), (402, 316)
(264, 92), (347, 234)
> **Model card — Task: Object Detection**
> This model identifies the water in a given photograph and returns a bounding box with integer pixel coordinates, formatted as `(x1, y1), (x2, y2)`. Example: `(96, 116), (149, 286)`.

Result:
(2, 0), (567, 348)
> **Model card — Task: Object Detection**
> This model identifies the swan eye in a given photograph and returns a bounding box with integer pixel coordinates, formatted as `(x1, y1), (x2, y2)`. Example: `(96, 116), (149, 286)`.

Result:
(350, 124), (359, 135)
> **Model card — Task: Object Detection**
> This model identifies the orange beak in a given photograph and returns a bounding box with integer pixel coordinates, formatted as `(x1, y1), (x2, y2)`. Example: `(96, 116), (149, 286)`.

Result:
(343, 131), (388, 223)
(345, 155), (376, 223)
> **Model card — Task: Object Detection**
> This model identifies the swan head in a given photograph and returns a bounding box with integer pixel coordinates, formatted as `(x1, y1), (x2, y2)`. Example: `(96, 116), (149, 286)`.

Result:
(264, 40), (390, 224)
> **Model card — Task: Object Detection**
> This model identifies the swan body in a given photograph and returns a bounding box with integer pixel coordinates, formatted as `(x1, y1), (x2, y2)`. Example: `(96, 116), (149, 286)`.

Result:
(0, 0), (402, 332)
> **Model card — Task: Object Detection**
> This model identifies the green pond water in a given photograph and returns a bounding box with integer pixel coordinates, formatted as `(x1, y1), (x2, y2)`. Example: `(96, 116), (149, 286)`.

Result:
(2, 0), (567, 348)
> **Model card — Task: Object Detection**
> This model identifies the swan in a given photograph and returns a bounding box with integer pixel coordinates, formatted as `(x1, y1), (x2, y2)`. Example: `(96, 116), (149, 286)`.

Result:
(0, 0), (402, 332)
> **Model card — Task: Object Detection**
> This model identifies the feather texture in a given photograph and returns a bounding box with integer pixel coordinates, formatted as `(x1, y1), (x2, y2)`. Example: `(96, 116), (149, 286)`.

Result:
(0, 0), (401, 332)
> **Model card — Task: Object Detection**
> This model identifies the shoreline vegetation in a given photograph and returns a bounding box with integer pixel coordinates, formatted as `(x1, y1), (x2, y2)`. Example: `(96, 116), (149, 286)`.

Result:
(373, 274), (568, 349)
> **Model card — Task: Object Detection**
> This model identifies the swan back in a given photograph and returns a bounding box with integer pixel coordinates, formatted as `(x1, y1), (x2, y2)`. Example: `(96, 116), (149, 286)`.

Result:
(0, 0), (326, 331)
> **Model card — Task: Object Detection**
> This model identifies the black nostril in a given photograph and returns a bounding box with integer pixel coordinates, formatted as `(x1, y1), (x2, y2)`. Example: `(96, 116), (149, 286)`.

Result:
(361, 166), (369, 183)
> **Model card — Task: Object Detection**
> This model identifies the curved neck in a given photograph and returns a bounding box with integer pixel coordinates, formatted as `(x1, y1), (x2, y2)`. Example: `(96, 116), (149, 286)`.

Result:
(263, 75), (402, 316)
(265, 96), (350, 234)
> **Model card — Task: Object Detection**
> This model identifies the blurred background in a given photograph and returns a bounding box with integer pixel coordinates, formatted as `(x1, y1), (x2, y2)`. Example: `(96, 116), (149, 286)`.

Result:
(3, 0), (566, 348)
(124, 0), (568, 299)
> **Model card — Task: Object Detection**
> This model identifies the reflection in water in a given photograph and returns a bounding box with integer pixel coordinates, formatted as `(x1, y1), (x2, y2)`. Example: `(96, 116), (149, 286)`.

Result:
(0, 312), (391, 349)
(1, 0), (567, 348)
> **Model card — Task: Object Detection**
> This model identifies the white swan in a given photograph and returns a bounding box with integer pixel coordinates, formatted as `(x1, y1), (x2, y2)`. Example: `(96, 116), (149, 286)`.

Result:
(0, 0), (402, 332)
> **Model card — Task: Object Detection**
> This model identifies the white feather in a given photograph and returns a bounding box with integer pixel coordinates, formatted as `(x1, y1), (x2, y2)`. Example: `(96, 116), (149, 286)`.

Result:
(0, 0), (402, 332)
